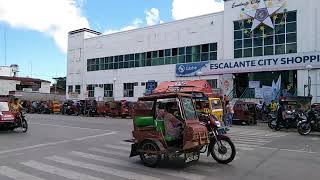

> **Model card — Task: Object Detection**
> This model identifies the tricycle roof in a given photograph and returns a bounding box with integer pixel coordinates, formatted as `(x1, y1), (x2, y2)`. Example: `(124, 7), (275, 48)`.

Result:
(138, 93), (192, 101)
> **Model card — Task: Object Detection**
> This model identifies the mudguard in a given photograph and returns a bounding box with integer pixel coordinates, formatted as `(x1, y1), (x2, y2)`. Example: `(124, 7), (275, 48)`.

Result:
(297, 120), (308, 127)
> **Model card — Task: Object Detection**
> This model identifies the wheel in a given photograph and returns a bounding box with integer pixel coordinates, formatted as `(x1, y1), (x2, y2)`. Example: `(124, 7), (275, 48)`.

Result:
(268, 119), (276, 129)
(139, 141), (162, 167)
(21, 119), (28, 133)
(298, 122), (311, 135)
(210, 137), (236, 164)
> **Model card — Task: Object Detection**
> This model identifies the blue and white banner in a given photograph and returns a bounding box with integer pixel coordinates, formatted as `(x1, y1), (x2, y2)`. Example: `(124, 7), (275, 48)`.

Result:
(176, 62), (208, 77)
(176, 51), (320, 77)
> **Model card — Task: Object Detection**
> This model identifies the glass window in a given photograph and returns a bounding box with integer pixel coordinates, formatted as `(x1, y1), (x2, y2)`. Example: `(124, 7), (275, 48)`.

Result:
(181, 97), (197, 120)
(234, 21), (243, 30)
(264, 46), (274, 55)
(234, 30), (242, 39)
(234, 40), (243, 49)
(178, 55), (185, 63)
(286, 22), (296, 33)
(287, 11), (296, 22)
(275, 34), (285, 44)
(286, 33), (297, 43)
(124, 83), (134, 97)
(264, 26), (274, 35)
(253, 28), (263, 37)
(171, 56), (178, 64)
(201, 53), (209, 61)
(159, 50), (164, 57)
(147, 52), (152, 59)
(186, 46), (192, 54)
(165, 49), (171, 57)
(207, 79), (218, 89)
(87, 85), (94, 97)
(125, 54), (130, 61)
(172, 48), (178, 56)
(244, 48), (252, 57)
(254, 47), (263, 56)
(201, 44), (209, 53)
(186, 55), (192, 62)
(275, 24), (285, 34)
(152, 51), (158, 58)
(68, 85), (73, 93)
(192, 54), (201, 62)
(275, 13), (284, 24)
(244, 39), (252, 48)
(264, 36), (274, 45)
(210, 52), (217, 60)
(234, 49), (242, 58)
(275, 44), (285, 54)
(75, 85), (81, 94)
(243, 29), (251, 38)
(192, 45), (201, 54)
(165, 57), (172, 64)
(244, 20), (252, 29)
(104, 84), (113, 97)
(254, 37), (263, 46)
(210, 43), (217, 51)
(178, 47), (185, 55)
(286, 43), (297, 54)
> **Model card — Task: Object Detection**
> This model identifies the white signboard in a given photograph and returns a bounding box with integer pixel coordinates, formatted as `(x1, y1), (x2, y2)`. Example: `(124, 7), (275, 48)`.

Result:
(255, 88), (263, 98)
(249, 81), (260, 88)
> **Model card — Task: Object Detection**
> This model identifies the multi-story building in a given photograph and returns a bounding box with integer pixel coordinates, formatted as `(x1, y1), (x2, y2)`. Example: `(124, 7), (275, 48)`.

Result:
(67, 0), (320, 103)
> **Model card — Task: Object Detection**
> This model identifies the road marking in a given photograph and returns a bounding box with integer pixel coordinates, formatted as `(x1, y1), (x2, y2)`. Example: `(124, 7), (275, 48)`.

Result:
(104, 144), (129, 151)
(0, 166), (45, 180)
(0, 132), (116, 155)
(71, 151), (206, 180)
(21, 160), (103, 180)
(46, 156), (161, 180)
(90, 147), (129, 156)
(30, 122), (111, 131)
(232, 138), (270, 143)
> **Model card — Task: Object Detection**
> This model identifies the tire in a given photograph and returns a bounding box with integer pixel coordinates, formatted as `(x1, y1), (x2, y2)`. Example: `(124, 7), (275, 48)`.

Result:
(139, 140), (162, 168)
(210, 136), (236, 164)
(21, 119), (28, 133)
(268, 119), (276, 129)
(298, 122), (311, 136)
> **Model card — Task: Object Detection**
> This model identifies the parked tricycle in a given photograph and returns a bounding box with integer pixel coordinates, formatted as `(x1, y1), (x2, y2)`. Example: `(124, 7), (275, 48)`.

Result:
(129, 93), (236, 167)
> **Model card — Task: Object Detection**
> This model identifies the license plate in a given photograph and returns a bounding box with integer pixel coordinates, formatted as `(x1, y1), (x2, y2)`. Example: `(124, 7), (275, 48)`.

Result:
(185, 152), (199, 163)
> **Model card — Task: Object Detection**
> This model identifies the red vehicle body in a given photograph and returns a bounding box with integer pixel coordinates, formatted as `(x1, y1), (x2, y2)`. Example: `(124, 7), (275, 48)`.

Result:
(0, 100), (28, 132)
(96, 101), (107, 116)
(108, 100), (130, 118)
(233, 101), (257, 125)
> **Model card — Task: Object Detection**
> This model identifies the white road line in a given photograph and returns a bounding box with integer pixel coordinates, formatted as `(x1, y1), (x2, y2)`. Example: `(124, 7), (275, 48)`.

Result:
(0, 132), (116, 155)
(21, 160), (103, 180)
(46, 156), (161, 180)
(236, 147), (255, 151)
(104, 144), (129, 151)
(0, 166), (45, 180)
(71, 151), (206, 180)
(235, 143), (260, 148)
(90, 147), (129, 156)
(119, 141), (133, 146)
(232, 140), (268, 146)
(30, 122), (111, 131)
(231, 137), (270, 143)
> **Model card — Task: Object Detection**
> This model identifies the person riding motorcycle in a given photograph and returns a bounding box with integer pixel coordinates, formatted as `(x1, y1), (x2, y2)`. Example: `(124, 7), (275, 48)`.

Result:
(10, 98), (23, 115)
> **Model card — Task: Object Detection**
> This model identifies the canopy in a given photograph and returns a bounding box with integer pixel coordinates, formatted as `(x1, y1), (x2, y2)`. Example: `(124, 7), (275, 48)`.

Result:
(152, 80), (213, 96)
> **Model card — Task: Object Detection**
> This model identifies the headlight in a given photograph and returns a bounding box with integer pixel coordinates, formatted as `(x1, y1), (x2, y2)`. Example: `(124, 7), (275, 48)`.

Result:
(215, 121), (221, 128)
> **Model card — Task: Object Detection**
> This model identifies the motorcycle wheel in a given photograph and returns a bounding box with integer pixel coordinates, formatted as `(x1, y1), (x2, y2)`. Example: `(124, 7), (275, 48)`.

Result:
(210, 136), (236, 164)
(268, 119), (276, 129)
(298, 122), (311, 136)
(139, 140), (161, 168)
(21, 119), (28, 133)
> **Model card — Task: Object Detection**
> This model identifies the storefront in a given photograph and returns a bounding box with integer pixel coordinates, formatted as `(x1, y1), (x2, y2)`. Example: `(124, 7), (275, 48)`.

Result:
(67, 0), (320, 103)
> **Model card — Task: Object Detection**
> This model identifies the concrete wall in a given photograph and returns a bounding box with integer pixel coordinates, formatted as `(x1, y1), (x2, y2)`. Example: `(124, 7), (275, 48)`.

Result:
(0, 79), (18, 95)
(0, 67), (13, 77)
(39, 82), (51, 94)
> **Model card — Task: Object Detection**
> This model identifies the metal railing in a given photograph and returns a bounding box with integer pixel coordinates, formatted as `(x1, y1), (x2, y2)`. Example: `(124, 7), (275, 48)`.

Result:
(239, 88), (255, 99)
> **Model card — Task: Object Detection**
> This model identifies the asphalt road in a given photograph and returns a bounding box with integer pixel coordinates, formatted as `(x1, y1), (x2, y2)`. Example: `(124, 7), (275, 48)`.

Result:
(0, 114), (319, 180)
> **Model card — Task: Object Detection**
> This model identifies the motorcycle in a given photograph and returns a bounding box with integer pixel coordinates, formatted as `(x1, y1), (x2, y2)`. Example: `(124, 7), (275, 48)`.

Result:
(268, 113), (277, 129)
(297, 109), (320, 135)
(0, 102), (28, 133)
(269, 110), (302, 131)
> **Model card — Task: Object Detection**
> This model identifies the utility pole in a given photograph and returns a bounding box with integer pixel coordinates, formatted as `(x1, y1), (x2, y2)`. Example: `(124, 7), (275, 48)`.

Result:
(4, 26), (7, 65)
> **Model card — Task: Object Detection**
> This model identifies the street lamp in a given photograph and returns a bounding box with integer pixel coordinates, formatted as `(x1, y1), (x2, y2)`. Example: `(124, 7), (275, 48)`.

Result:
(306, 65), (313, 97)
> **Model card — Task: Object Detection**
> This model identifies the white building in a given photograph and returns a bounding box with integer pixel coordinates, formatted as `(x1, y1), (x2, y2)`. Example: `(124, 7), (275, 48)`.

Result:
(67, 0), (320, 103)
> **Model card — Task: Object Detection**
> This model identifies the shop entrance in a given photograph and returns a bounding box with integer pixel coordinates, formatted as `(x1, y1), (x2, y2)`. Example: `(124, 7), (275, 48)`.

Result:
(233, 70), (297, 98)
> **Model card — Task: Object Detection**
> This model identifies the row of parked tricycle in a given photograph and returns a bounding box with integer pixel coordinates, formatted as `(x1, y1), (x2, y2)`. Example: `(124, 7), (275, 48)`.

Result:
(22, 100), (135, 118)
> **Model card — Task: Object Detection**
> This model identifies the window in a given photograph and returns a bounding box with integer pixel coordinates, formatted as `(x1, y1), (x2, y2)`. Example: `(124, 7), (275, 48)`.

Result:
(234, 11), (297, 58)
(104, 84), (113, 97)
(87, 85), (94, 98)
(207, 79), (218, 89)
(124, 83), (134, 97)
(68, 85), (73, 93)
(75, 85), (81, 94)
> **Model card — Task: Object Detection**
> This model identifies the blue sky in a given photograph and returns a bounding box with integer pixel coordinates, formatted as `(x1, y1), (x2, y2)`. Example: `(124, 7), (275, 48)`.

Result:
(0, 0), (224, 82)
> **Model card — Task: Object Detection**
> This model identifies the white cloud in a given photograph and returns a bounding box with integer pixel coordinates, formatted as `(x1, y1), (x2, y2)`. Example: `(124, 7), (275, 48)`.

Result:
(145, 8), (162, 26)
(104, 18), (143, 34)
(104, 8), (162, 35)
(172, 0), (224, 20)
(0, 0), (89, 53)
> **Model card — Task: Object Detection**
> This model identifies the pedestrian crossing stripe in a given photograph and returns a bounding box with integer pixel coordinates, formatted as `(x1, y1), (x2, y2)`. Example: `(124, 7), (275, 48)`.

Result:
(70, 151), (206, 180)
(21, 160), (103, 180)
(0, 166), (45, 180)
(46, 155), (161, 180)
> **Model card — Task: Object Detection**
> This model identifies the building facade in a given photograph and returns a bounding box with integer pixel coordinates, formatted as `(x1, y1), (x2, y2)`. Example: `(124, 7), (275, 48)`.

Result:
(67, 0), (320, 103)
